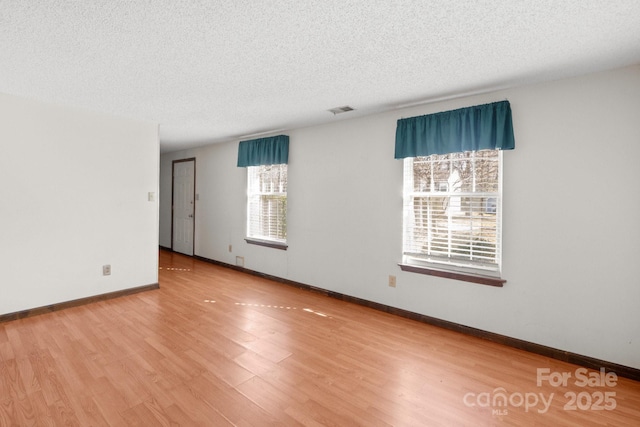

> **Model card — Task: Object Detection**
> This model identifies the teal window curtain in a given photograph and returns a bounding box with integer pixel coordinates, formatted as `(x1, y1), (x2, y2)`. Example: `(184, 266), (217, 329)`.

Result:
(394, 101), (515, 159)
(237, 135), (289, 167)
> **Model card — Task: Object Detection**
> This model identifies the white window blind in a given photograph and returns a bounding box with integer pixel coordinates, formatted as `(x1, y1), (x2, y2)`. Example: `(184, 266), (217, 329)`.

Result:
(402, 150), (502, 275)
(247, 164), (287, 242)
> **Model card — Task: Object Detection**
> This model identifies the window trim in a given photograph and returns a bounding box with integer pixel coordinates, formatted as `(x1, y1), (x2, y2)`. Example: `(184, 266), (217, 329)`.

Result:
(398, 263), (505, 287)
(245, 238), (288, 250)
(246, 164), (288, 246)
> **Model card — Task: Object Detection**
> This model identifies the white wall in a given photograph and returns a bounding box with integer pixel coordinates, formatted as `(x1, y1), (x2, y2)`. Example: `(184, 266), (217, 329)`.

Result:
(0, 93), (159, 315)
(160, 65), (640, 369)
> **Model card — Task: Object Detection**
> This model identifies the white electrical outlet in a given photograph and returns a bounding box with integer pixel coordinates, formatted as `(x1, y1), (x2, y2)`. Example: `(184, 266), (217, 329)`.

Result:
(228, 244), (232, 253)
(103, 265), (111, 276)
(388, 275), (396, 287)
(236, 256), (244, 267)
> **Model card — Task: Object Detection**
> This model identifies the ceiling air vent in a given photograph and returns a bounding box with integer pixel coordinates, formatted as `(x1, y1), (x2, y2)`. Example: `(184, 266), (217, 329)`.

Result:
(328, 105), (355, 115)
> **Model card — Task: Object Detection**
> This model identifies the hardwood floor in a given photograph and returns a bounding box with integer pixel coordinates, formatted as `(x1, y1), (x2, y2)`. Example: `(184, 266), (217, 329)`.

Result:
(1, 250), (639, 426)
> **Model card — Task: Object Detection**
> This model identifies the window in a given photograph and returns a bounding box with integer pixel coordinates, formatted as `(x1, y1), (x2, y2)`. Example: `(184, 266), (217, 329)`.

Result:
(237, 134), (289, 249)
(247, 164), (287, 245)
(402, 149), (502, 277)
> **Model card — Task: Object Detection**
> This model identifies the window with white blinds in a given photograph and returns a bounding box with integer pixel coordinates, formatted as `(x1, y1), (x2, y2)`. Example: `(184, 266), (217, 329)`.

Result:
(402, 150), (502, 275)
(247, 164), (287, 243)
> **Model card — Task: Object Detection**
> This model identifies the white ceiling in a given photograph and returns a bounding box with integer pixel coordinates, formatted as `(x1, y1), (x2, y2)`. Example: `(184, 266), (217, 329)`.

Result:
(2, 1), (640, 153)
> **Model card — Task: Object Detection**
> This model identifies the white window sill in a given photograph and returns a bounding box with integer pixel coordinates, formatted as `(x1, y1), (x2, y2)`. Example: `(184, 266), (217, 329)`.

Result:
(245, 238), (288, 250)
(398, 263), (506, 287)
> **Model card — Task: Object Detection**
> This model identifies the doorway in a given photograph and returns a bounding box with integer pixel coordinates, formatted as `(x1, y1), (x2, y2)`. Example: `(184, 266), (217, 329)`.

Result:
(172, 158), (196, 256)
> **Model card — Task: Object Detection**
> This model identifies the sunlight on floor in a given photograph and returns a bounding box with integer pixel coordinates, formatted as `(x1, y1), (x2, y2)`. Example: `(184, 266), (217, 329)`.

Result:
(159, 267), (192, 271)
(303, 308), (330, 318)
(231, 302), (332, 318)
(235, 302), (296, 310)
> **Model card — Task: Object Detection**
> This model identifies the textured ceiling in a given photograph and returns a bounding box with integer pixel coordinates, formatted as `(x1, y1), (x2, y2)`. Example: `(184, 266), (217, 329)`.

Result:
(2, 1), (640, 153)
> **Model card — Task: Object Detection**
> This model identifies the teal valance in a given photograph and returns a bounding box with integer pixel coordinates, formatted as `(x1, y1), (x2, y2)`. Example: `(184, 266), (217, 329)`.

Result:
(394, 100), (515, 159)
(237, 135), (289, 167)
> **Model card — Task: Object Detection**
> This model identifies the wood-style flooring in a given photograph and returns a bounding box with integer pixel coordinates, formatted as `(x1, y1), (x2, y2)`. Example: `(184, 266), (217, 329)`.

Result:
(1, 250), (639, 426)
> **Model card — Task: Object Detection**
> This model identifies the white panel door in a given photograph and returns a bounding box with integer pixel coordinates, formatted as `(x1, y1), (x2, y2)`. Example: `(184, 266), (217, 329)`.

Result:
(172, 160), (195, 256)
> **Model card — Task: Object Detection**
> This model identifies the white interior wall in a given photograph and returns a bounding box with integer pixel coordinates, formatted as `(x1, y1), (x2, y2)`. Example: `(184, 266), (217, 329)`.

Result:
(0, 93), (159, 315)
(159, 65), (640, 369)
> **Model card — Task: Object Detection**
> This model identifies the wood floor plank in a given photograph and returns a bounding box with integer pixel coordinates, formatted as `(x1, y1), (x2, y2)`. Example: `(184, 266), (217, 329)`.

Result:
(27, 350), (67, 407)
(101, 359), (152, 409)
(233, 348), (280, 378)
(0, 326), (14, 364)
(15, 357), (41, 397)
(0, 249), (638, 426)
(0, 325), (7, 344)
(188, 372), (282, 425)
(164, 383), (234, 426)
(121, 400), (174, 427)
(71, 393), (111, 427)
(242, 333), (293, 364)
(0, 398), (19, 427)
(160, 402), (198, 426)
(235, 375), (306, 425)
(49, 397), (82, 427)
(183, 347), (255, 388)
(285, 398), (359, 427)
(90, 378), (130, 427)
(1, 359), (27, 402)
(18, 391), (53, 427)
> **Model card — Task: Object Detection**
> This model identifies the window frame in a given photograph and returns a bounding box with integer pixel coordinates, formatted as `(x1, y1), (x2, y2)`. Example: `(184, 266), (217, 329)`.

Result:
(400, 150), (505, 286)
(245, 164), (288, 250)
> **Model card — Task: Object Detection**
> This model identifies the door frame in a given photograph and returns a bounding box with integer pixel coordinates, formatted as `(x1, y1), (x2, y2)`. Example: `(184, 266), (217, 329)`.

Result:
(171, 158), (196, 255)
